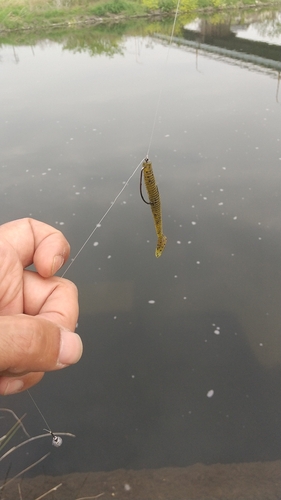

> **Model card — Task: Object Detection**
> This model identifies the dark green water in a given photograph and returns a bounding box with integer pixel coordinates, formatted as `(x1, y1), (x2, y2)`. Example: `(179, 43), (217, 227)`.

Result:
(0, 8), (280, 479)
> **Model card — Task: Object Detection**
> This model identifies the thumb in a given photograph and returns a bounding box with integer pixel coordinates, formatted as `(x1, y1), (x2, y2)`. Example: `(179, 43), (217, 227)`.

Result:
(0, 315), (82, 394)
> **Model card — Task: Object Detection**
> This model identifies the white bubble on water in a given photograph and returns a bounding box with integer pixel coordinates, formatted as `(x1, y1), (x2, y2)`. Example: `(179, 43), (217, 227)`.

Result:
(107, 255), (112, 259)
(59, 222), (65, 226)
(177, 241), (181, 244)
(148, 300), (155, 304)
(93, 242), (99, 247)
(75, 192), (80, 195)
(207, 390), (214, 398)
(214, 329), (220, 335)
(191, 221), (197, 225)
(124, 484), (131, 491)
(233, 216), (237, 220)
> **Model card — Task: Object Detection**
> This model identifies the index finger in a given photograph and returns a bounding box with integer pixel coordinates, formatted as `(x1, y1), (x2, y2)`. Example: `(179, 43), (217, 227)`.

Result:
(0, 218), (70, 278)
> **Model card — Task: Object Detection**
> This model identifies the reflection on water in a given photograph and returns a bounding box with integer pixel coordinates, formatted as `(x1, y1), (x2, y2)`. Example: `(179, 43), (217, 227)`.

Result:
(185, 10), (281, 46)
(182, 9), (281, 69)
(0, 8), (280, 493)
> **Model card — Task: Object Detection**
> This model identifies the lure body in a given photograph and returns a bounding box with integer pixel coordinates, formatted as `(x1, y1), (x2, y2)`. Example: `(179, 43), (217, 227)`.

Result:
(141, 158), (167, 257)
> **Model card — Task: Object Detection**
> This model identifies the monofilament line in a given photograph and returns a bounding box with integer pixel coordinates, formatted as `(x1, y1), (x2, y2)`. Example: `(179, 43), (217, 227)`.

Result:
(61, 158), (144, 278)
(61, 2), (181, 278)
(27, 389), (52, 432)
(146, 0), (182, 158)
(27, 390), (63, 446)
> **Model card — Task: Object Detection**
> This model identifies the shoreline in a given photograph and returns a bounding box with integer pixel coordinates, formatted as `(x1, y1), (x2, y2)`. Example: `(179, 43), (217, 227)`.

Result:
(1, 459), (281, 500)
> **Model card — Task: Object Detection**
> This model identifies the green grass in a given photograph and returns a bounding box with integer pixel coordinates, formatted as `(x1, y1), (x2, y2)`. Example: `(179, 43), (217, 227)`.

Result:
(91, 0), (140, 16)
(0, 0), (145, 31)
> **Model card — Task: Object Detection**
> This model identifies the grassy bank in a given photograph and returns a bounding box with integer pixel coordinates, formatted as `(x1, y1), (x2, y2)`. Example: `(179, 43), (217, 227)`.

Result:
(0, 0), (280, 31)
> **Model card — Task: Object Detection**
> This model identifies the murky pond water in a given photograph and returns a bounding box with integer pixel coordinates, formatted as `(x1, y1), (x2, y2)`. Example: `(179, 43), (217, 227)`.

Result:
(0, 7), (281, 495)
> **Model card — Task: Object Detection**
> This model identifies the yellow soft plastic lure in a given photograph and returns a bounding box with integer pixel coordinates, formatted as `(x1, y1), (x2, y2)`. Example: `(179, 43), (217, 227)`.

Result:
(140, 157), (167, 257)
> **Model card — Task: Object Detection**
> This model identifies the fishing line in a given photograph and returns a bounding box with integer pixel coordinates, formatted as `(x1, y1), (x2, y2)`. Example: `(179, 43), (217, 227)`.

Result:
(27, 390), (62, 447)
(28, 2), (181, 442)
(26, 160), (144, 445)
(61, 0), (181, 277)
(61, 158), (144, 278)
(146, 0), (182, 158)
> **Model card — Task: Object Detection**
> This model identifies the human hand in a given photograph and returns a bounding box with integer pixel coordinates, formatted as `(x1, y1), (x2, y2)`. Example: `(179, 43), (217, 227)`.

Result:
(0, 218), (82, 395)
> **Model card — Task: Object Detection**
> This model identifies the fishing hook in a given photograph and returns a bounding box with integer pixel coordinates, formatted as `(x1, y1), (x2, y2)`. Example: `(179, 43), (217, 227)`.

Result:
(140, 157), (153, 205)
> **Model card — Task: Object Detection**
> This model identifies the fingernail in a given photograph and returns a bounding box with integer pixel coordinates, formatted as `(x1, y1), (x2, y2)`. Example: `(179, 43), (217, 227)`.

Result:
(57, 330), (83, 367)
(4, 380), (24, 395)
(52, 255), (64, 274)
